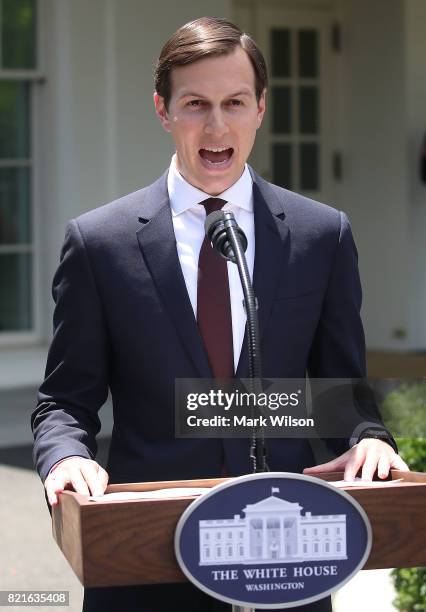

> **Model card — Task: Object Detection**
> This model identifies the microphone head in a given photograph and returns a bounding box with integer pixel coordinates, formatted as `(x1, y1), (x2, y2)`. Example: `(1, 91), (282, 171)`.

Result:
(204, 210), (226, 240)
(204, 210), (248, 262)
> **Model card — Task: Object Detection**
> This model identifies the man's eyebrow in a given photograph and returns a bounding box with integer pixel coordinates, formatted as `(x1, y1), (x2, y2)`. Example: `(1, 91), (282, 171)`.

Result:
(178, 90), (253, 100)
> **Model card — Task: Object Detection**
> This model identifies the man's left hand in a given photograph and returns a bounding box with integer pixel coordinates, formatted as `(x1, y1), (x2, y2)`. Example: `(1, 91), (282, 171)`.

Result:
(303, 438), (410, 481)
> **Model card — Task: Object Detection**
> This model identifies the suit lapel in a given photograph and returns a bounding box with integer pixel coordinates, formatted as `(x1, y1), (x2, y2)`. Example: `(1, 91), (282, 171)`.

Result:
(136, 172), (212, 378)
(236, 168), (290, 378)
(135, 168), (288, 380)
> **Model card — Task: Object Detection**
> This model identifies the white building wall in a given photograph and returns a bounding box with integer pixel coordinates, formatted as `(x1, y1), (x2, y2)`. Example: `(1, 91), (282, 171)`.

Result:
(40, 0), (231, 341)
(236, 0), (421, 351)
(404, 0), (426, 348)
(335, 0), (411, 350)
(11, 0), (426, 379)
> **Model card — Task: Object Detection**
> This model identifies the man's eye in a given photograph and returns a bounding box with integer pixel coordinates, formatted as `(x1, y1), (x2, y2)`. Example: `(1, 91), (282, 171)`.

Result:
(229, 99), (243, 106)
(188, 100), (203, 107)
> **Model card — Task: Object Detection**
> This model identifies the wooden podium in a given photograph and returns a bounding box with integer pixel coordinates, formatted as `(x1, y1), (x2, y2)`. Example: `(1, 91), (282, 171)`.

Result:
(52, 470), (426, 588)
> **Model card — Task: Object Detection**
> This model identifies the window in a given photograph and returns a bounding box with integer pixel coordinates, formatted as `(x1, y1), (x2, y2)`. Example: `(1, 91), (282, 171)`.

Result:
(204, 533), (210, 541)
(216, 532), (221, 540)
(0, 0), (38, 338)
(336, 542), (341, 553)
(270, 28), (320, 192)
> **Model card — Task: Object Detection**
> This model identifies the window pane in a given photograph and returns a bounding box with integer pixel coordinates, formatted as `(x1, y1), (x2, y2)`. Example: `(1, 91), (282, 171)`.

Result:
(0, 252), (32, 331)
(298, 30), (318, 78)
(271, 29), (290, 78)
(0, 81), (30, 158)
(300, 143), (319, 191)
(0, 167), (31, 244)
(272, 86), (291, 134)
(299, 87), (318, 134)
(2, 0), (36, 70)
(273, 143), (292, 189)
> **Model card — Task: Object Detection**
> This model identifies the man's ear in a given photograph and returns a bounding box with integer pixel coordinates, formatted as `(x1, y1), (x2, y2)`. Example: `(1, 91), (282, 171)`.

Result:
(256, 88), (267, 129)
(153, 92), (171, 132)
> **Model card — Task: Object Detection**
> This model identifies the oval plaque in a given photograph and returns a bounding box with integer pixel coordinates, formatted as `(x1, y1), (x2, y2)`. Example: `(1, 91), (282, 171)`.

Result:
(175, 472), (372, 609)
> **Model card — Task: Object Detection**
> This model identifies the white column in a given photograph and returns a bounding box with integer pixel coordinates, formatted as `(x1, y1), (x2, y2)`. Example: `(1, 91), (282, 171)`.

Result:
(295, 516), (302, 557)
(262, 518), (267, 559)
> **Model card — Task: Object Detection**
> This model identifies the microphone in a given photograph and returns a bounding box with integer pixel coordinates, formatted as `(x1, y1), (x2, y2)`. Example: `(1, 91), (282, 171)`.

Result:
(204, 210), (247, 263)
(204, 209), (267, 472)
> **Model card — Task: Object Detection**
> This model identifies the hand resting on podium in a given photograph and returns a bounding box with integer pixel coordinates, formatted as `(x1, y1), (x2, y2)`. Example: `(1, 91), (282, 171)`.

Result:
(45, 457), (109, 507)
(303, 438), (409, 481)
(44, 440), (410, 506)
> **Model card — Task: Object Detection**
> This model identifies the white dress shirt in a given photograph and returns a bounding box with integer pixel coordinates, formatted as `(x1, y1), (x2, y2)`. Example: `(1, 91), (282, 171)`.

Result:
(168, 154), (255, 372)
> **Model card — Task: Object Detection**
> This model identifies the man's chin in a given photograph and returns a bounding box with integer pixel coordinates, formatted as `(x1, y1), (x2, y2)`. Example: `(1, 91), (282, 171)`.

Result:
(194, 167), (245, 196)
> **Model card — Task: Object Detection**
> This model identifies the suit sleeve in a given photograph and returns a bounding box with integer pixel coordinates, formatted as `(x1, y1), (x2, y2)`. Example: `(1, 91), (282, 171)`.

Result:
(308, 211), (366, 379)
(307, 212), (391, 454)
(31, 219), (110, 482)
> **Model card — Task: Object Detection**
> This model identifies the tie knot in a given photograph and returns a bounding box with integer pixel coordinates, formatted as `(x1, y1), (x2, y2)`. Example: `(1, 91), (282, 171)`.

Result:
(200, 197), (226, 216)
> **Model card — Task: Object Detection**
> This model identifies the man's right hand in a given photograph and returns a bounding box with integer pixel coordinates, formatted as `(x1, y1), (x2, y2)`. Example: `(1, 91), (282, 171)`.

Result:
(45, 457), (109, 506)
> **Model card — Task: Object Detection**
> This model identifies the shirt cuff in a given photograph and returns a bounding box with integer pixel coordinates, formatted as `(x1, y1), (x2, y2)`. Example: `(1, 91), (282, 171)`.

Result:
(349, 423), (398, 453)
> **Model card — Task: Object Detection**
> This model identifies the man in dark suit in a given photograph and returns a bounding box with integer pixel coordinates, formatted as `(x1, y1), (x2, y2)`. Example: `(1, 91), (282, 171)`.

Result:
(32, 16), (408, 612)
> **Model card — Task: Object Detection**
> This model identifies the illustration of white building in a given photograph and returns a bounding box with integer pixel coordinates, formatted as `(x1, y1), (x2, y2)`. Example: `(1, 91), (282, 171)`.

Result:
(199, 488), (346, 565)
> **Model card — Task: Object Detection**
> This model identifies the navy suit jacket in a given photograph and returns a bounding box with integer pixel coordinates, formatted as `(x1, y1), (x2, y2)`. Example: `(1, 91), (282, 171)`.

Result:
(32, 167), (367, 484)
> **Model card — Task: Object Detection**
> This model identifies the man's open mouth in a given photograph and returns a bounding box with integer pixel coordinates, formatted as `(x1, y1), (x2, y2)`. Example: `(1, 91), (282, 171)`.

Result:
(199, 147), (234, 167)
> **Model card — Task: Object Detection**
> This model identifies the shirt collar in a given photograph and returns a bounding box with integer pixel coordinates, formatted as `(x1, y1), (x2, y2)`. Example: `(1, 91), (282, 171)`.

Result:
(168, 153), (253, 215)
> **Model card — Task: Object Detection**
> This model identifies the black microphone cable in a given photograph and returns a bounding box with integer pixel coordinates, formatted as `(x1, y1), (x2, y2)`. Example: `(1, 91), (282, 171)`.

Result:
(205, 210), (267, 472)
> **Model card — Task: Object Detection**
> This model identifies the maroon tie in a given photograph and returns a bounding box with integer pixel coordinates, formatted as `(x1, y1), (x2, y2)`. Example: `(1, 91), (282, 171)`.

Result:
(197, 198), (234, 379)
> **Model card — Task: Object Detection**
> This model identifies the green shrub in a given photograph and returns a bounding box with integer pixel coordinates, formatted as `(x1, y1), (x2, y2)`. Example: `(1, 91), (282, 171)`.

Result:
(392, 566), (426, 612)
(390, 437), (426, 612)
(380, 382), (426, 611)
(381, 381), (426, 439)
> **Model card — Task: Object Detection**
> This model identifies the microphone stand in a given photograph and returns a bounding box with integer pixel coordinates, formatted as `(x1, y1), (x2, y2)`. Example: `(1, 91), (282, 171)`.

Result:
(206, 211), (266, 612)
(221, 217), (267, 474)
(224, 218), (267, 612)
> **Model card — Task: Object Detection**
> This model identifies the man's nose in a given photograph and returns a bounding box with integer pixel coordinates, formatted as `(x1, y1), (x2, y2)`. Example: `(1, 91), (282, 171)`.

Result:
(204, 108), (229, 136)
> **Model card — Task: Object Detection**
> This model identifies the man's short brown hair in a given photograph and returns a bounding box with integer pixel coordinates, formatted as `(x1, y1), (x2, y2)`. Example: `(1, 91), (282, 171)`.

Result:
(154, 16), (268, 111)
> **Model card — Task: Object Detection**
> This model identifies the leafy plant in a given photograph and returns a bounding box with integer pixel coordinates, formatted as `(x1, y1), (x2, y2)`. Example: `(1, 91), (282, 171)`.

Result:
(378, 382), (426, 611)
(380, 381), (426, 438)
(391, 437), (426, 610)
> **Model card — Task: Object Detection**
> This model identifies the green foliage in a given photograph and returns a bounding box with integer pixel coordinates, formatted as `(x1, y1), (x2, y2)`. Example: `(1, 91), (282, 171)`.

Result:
(381, 382), (426, 611)
(392, 566), (426, 612)
(396, 438), (426, 473)
(381, 381), (426, 438)
(391, 436), (426, 611)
